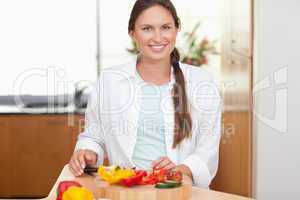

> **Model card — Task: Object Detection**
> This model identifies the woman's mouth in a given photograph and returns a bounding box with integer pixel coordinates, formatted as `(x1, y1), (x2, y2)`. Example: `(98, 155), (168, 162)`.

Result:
(148, 44), (168, 53)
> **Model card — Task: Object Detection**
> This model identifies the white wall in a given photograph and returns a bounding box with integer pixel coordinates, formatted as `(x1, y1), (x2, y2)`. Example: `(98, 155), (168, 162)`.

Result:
(0, 0), (98, 95)
(253, 0), (300, 199)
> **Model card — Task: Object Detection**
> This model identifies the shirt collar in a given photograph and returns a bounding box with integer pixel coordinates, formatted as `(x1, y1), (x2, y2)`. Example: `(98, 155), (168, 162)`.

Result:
(121, 55), (176, 89)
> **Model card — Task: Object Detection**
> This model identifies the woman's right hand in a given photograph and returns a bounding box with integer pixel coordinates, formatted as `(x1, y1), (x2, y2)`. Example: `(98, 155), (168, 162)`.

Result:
(68, 149), (97, 176)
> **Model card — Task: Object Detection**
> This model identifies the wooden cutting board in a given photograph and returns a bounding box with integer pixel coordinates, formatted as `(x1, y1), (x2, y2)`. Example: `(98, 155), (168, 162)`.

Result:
(74, 175), (192, 200)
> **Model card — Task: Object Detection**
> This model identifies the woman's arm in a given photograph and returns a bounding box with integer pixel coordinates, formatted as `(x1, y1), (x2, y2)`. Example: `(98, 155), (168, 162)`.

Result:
(74, 79), (106, 166)
(181, 78), (222, 188)
(181, 110), (221, 187)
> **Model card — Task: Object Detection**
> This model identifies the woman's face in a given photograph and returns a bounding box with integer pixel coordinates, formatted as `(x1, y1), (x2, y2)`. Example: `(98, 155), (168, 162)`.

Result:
(130, 5), (179, 62)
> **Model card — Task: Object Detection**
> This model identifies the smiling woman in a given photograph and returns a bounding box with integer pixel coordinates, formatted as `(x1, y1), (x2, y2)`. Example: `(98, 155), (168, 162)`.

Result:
(69, 0), (221, 188)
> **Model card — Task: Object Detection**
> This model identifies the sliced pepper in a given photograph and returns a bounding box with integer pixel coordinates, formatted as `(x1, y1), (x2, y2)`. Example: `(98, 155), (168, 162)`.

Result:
(56, 181), (82, 200)
(121, 170), (147, 187)
(139, 172), (158, 185)
(154, 169), (168, 182)
(166, 170), (183, 182)
(97, 165), (135, 184)
(62, 186), (93, 200)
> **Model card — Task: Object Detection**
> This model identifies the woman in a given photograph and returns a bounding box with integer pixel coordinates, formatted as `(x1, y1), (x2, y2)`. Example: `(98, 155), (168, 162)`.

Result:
(69, 0), (221, 188)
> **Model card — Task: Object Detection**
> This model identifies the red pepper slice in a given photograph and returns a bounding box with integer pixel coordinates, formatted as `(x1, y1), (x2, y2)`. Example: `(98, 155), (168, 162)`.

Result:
(122, 178), (133, 187)
(120, 169), (175, 186)
(56, 181), (82, 200)
(144, 177), (158, 185)
(121, 171), (147, 187)
(166, 170), (183, 182)
(134, 170), (147, 177)
(139, 173), (158, 185)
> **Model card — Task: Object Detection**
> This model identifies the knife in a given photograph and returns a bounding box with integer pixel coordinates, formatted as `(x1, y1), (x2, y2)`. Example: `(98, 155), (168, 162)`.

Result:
(83, 166), (98, 173)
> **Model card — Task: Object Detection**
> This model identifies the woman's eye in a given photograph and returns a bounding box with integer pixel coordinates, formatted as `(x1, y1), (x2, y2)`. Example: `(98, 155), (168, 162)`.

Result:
(142, 27), (152, 31)
(162, 26), (171, 30)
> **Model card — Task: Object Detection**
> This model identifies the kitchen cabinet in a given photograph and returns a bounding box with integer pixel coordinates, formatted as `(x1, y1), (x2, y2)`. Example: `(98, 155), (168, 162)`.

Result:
(211, 111), (252, 196)
(0, 114), (84, 198)
(0, 116), (12, 197)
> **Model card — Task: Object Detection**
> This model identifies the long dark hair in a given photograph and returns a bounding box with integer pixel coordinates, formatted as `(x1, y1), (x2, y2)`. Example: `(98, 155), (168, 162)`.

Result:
(128, 0), (192, 148)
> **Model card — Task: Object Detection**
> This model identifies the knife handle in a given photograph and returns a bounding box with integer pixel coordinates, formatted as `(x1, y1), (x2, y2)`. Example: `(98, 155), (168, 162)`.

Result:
(84, 167), (98, 173)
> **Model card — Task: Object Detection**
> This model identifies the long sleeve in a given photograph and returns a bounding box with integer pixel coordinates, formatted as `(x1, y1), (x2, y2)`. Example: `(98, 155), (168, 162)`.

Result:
(182, 110), (221, 187)
(182, 78), (222, 188)
(74, 80), (106, 166)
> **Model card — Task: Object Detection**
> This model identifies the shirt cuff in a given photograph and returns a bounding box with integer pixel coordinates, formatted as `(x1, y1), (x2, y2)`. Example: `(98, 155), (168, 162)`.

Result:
(182, 154), (211, 188)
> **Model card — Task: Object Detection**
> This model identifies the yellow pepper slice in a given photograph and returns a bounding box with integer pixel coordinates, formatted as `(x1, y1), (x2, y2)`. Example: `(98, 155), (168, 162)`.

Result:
(62, 186), (93, 200)
(97, 165), (135, 184)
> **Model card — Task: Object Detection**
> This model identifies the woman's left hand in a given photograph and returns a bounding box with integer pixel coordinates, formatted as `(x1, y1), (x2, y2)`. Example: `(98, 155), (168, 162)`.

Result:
(151, 156), (176, 170)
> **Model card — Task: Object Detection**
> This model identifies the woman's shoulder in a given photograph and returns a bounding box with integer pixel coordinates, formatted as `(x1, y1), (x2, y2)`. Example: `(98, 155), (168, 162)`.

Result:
(179, 62), (216, 83)
(98, 61), (135, 82)
(179, 63), (221, 107)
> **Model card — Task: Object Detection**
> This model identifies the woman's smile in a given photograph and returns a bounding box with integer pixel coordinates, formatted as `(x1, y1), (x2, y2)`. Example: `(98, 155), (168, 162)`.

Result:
(148, 44), (168, 53)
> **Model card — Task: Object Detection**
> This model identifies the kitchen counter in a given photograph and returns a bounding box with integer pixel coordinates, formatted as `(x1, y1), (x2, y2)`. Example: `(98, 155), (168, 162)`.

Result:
(45, 165), (254, 200)
(0, 94), (87, 114)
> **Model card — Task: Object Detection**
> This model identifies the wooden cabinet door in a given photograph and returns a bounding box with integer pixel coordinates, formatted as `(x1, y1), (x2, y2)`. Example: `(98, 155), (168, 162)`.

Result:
(10, 115), (74, 198)
(70, 114), (85, 147)
(211, 111), (252, 196)
(211, 54), (252, 197)
(0, 116), (12, 197)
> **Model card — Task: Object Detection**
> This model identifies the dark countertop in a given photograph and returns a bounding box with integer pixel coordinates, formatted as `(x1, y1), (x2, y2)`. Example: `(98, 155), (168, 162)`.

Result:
(0, 105), (86, 115)
(0, 95), (87, 115)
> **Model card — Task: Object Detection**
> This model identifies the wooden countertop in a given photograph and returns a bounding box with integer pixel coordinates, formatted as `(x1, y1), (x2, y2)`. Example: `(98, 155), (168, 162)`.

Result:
(44, 165), (254, 200)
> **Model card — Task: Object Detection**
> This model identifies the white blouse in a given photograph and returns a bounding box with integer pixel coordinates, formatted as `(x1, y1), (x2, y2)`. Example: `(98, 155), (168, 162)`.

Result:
(75, 57), (222, 188)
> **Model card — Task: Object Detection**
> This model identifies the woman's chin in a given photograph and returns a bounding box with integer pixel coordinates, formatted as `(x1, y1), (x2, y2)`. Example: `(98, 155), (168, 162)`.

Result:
(144, 51), (170, 62)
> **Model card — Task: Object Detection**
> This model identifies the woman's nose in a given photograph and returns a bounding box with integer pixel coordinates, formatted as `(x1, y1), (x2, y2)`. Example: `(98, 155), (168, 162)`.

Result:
(153, 30), (163, 43)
